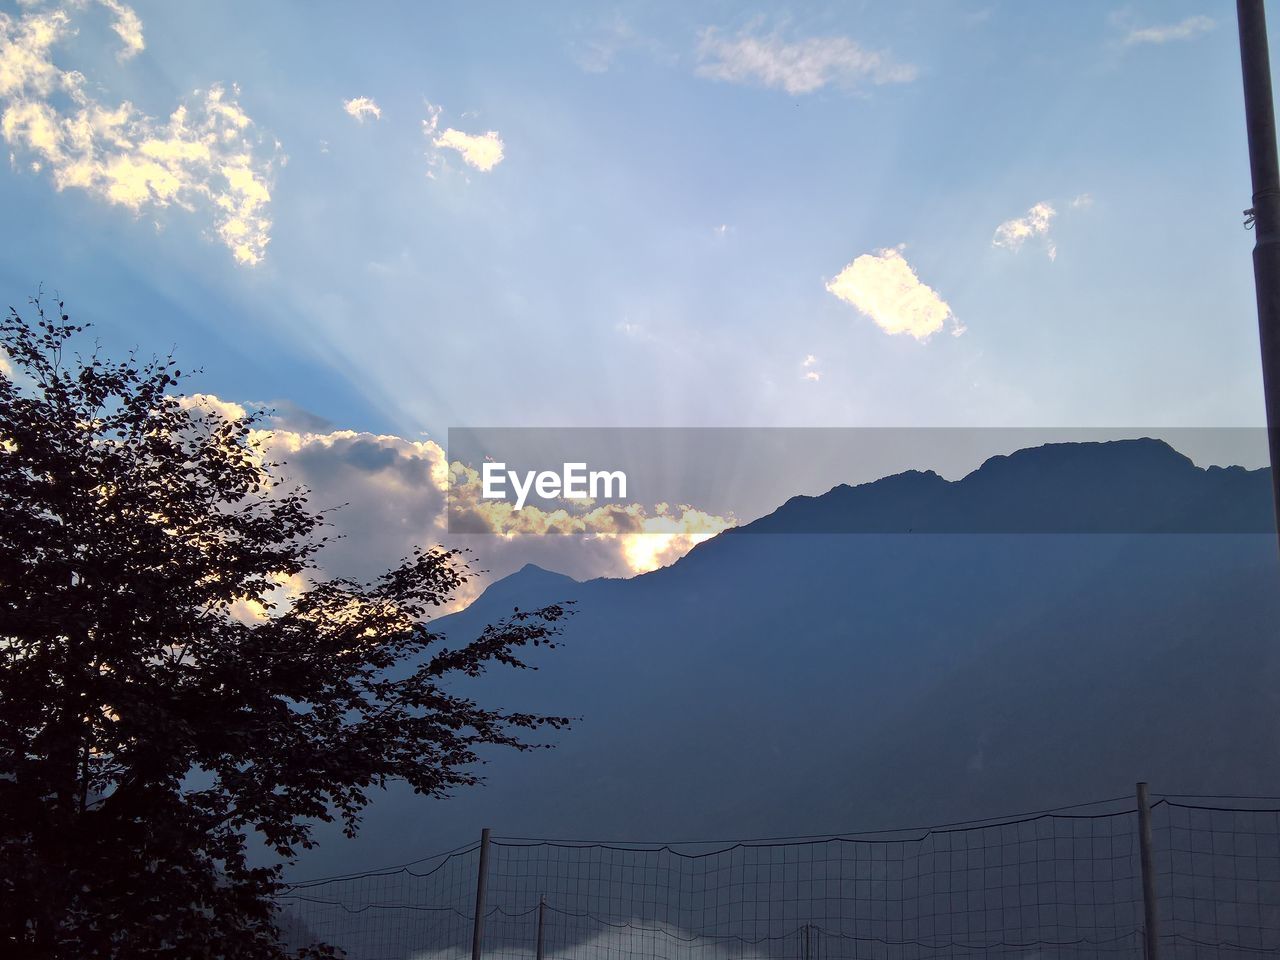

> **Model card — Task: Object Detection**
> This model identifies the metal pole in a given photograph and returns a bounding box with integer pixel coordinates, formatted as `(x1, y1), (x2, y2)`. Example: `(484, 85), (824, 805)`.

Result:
(471, 828), (492, 960)
(1136, 783), (1161, 960)
(535, 894), (546, 960)
(801, 923), (810, 960)
(1238, 0), (1280, 552)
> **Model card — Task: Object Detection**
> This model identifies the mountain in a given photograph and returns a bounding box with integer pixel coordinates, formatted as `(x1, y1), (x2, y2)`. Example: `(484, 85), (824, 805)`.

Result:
(283, 439), (1280, 878)
(462, 561), (580, 611)
(740, 437), (1270, 533)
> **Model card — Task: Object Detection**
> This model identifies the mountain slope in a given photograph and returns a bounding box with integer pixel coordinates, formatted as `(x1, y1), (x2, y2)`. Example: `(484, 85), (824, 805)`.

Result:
(285, 439), (1280, 878)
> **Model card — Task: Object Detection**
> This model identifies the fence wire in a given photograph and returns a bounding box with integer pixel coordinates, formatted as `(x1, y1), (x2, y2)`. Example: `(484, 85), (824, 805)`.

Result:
(275, 795), (1280, 960)
(1154, 800), (1280, 958)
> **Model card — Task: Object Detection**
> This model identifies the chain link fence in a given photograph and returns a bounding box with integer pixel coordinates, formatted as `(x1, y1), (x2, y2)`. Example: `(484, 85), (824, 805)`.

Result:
(275, 791), (1280, 960)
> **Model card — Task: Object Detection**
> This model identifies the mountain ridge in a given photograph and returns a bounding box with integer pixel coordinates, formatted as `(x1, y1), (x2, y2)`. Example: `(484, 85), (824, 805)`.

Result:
(726, 437), (1271, 536)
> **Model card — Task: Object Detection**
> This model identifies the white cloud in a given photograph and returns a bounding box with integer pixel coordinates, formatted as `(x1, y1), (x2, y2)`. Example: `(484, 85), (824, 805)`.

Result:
(801, 354), (820, 381)
(422, 100), (442, 137)
(0, 6), (69, 99)
(433, 128), (504, 172)
(616, 319), (652, 340)
(992, 194), (1093, 260)
(97, 0), (143, 60)
(422, 100), (504, 176)
(803, 370), (821, 382)
(342, 96), (381, 123)
(696, 25), (916, 95)
(992, 201), (1057, 260)
(178, 393), (249, 421)
(569, 14), (670, 74)
(1124, 15), (1214, 46)
(0, 1), (279, 265)
(826, 246), (961, 341)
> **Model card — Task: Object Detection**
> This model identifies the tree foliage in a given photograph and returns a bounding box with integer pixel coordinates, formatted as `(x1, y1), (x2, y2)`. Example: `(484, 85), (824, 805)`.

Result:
(0, 298), (572, 958)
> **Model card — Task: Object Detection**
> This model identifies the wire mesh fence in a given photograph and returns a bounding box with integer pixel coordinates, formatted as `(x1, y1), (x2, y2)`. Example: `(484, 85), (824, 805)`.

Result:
(1154, 799), (1280, 958)
(275, 793), (1280, 960)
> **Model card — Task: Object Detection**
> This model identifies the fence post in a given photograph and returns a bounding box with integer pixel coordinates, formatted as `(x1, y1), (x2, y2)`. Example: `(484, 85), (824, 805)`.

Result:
(471, 827), (492, 960)
(535, 894), (546, 960)
(1136, 783), (1161, 960)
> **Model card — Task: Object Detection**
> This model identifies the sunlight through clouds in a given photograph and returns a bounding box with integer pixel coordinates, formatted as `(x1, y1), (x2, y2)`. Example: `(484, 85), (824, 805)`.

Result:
(0, 0), (280, 265)
(826, 247), (961, 341)
(173, 405), (739, 594)
(446, 460), (735, 574)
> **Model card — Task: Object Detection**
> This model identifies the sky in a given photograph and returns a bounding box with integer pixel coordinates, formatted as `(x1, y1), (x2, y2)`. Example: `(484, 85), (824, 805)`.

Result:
(0, 0), (1271, 591)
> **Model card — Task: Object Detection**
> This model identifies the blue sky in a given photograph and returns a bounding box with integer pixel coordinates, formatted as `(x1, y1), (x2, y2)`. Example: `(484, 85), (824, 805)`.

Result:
(0, 0), (1270, 586)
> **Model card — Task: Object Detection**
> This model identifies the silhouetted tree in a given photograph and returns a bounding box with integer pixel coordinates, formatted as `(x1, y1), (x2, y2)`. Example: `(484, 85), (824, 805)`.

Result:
(0, 298), (572, 958)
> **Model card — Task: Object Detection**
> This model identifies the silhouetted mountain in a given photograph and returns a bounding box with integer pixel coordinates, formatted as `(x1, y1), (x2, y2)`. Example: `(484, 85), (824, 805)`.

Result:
(738, 438), (1271, 533)
(462, 562), (580, 612)
(285, 439), (1280, 878)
